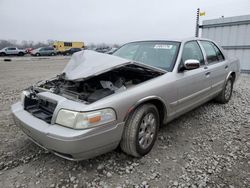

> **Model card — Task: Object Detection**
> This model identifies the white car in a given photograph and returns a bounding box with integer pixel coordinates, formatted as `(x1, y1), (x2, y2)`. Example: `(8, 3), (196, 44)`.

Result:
(0, 47), (26, 56)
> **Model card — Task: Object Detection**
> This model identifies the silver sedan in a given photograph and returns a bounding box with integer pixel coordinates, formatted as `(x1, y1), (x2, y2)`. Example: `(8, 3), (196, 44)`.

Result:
(11, 38), (240, 160)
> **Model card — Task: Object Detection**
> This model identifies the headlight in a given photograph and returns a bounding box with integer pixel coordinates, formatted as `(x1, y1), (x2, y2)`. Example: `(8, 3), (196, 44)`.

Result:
(20, 90), (30, 105)
(55, 108), (116, 129)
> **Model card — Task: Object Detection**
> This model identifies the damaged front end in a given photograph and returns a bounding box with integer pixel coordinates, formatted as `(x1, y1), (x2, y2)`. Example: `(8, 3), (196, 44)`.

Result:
(33, 63), (164, 103)
(21, 51), (165, 123)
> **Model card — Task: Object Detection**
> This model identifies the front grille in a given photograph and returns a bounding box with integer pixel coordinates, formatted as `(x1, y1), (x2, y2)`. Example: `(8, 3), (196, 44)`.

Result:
(24, 96), (57, 123)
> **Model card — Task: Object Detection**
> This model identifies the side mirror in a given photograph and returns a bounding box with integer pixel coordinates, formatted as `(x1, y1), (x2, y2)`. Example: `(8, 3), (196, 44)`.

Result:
(183, 59), (200, 70)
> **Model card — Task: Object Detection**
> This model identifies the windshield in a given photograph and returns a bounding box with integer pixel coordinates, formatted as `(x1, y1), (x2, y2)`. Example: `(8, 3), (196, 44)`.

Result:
(113, 41), (180, 71)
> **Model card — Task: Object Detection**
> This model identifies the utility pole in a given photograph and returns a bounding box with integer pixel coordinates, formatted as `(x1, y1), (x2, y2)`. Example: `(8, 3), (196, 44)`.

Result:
(195, 8), (200, 37)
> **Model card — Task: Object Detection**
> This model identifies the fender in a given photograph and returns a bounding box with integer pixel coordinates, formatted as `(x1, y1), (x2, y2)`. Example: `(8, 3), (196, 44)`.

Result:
(123, 95), (168, 123)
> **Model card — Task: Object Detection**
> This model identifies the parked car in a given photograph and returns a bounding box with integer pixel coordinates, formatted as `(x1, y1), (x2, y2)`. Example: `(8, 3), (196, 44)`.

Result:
(95, 47), (110, 53)
(0, 47), (26, 56)
(25, 48), (33, 54)
(31, 47), (57, 56)
(105, 47), (118, 54)
(61, 48), (83, 56)
(11, 38), (240, 161)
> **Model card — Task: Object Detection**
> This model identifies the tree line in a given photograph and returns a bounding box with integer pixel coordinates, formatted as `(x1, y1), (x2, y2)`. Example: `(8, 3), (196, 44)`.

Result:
(0, 39), (120, 50)
(0, 40), (55, 49)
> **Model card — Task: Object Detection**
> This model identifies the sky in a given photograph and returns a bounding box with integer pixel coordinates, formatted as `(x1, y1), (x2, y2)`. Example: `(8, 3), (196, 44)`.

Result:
(0, 0), (249, 45)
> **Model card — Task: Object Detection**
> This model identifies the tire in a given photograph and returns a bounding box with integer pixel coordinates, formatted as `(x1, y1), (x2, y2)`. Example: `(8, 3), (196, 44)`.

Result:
(120, 104), (159, 157)
(18, 52), (24, 56)
(35, 53), (40, 56)
(51, 53), (55, 56)
(0, 52), (6, 56)
(215, 75), (234, 103)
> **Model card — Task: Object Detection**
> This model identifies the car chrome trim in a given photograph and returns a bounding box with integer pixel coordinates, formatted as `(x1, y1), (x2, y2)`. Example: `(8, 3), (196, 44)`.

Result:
(178, 86), (211, 105)
(211, 80), (224, 88)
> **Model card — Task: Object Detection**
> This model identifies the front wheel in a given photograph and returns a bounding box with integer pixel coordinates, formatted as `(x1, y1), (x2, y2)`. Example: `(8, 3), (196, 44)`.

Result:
(215, 75), (234, 103)
(120, 104), (159, 157)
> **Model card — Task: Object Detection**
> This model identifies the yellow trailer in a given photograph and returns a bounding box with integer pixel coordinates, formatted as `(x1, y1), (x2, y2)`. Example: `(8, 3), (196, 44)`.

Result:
(53, 41), (84, 52)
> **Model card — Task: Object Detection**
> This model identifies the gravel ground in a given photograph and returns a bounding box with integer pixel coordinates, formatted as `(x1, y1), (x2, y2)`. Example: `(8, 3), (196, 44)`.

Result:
(0, 57), (249, 188)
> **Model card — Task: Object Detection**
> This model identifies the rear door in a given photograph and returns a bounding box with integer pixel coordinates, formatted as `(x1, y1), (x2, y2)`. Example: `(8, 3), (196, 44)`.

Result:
(39, 48), (46, 55)
(199, 41), (229, 95)
(47, 47), (54, 55)
(174, 41), (211, 115)
(44, 47), (50, 55)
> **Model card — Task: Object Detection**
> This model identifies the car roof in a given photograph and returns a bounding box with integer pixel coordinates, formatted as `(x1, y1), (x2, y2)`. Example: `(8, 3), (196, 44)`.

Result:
(123, 37), (214, 44)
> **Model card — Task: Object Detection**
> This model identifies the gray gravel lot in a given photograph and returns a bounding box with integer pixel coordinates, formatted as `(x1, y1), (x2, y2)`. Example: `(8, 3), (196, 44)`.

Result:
(0, 57), (249, 188)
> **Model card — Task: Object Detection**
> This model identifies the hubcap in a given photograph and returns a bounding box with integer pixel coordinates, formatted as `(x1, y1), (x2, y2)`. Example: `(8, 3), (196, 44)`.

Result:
(138, 113), (156, 149)
(225, 80), (232, 100)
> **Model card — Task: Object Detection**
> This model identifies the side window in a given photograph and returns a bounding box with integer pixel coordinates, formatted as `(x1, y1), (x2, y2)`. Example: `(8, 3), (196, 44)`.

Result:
(182, 41), (204, 65)
(212, 43), (224, 61)
(8, 48), (16, 50)
(64, 42), (72, 47)
(200, 41), (224, 63)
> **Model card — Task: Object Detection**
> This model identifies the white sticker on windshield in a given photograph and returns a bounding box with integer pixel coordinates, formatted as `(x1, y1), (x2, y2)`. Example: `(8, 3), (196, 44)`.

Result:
(154, 44), (173, 49)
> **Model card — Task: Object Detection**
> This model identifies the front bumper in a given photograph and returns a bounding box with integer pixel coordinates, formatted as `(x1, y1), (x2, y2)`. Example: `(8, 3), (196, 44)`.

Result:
(11, 102), (124, 161)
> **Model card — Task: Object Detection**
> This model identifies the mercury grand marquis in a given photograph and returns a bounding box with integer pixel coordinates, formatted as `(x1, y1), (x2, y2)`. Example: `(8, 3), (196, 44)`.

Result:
(11, 38), (240, 160)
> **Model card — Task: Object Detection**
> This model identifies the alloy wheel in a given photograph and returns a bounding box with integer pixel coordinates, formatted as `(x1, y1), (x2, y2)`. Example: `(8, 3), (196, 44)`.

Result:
(138, 113), (157, 149)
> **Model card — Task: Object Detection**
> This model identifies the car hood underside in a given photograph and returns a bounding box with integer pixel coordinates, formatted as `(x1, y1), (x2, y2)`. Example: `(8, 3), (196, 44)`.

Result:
(62, 50), (166, 80)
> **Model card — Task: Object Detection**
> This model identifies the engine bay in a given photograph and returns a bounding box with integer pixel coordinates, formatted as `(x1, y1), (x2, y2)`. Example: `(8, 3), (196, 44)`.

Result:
(33, 64), (164, 104)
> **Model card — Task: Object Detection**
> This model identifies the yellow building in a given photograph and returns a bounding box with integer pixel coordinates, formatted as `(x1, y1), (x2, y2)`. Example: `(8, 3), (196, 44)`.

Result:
(53, 41), (85, 52)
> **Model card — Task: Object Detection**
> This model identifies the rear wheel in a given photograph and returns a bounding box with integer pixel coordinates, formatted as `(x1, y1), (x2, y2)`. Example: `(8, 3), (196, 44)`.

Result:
(120, 104), (159, 157)
(35, 53), (40, 56)
(18, 52), (24, 56)
(0, 52), (6, 56)
(51, 52), (56, 56)
(215, 75), (234, 103)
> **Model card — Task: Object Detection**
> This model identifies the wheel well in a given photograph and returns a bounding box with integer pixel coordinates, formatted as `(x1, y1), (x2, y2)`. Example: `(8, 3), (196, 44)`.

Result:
(147, 99), (166, 126)
(230, 72), (236, 83)
(126, 99), (166, 126)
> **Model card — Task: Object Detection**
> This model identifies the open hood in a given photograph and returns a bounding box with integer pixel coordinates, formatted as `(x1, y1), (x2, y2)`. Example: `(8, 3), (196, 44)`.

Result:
(63, 50), (166, 80)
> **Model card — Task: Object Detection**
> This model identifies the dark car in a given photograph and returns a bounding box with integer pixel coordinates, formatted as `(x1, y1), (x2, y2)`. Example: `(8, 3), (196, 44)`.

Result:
(95, 47), (110, 53)
(61, 48), (83, 55)
(105, 48), (118, 54)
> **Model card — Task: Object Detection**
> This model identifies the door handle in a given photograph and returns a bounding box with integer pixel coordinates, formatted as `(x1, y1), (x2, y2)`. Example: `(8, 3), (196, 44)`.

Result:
(205, 72), (210, 76)
(225, 65), (228, 69)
